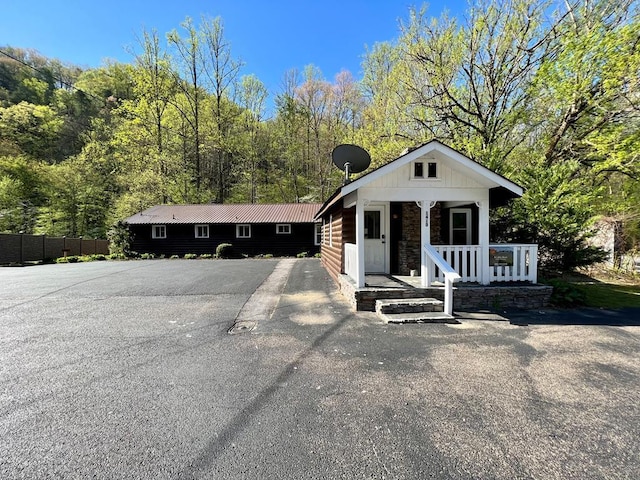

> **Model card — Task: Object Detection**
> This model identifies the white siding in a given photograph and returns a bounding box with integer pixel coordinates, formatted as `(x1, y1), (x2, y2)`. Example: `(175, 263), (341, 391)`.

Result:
(365, 156), (486, 191)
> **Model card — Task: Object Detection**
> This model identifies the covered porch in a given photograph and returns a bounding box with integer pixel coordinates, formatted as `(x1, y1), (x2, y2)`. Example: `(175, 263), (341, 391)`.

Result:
(341, 197), (539, 314)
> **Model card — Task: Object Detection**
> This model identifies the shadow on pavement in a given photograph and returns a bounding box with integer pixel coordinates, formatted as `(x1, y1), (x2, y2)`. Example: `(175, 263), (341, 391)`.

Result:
(505, 307), (640, 327)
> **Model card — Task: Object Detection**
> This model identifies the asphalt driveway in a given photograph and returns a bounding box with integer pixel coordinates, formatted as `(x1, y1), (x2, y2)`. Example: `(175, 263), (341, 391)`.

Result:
(1, 259), (639, 479)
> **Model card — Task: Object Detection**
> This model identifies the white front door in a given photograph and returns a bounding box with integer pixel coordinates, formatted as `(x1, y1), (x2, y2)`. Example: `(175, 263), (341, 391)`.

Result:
(364, 207), (385, 272)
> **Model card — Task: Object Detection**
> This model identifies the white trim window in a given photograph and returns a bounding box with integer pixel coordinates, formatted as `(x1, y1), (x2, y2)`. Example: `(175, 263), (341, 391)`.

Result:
(195, 224), (209, 238)
(236, 224), (251, 238)
(450, 208), (472, 245)
(329, 214), (333, 247)
(314, 223), (322, 246)
(413, 161), (438, 179)
(276, 223), (291, 234)
(152, 225), (166, 239)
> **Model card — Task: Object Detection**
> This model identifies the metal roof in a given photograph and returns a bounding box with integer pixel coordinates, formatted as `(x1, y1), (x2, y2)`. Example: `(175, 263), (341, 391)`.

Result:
(125, 203), (323, 225)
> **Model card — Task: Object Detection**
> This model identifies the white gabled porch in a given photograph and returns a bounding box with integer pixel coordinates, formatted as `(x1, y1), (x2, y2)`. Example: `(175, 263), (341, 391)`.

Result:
(316, 141), (547, 316)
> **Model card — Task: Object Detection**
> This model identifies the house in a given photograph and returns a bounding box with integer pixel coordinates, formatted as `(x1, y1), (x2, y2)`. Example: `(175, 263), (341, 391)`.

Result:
(125, 203), (322, 257)
(315, 140), (549, 314)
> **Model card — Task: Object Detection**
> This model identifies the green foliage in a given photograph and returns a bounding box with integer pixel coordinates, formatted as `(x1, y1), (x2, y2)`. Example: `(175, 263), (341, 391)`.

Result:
(494, 161), (608, 272)
(184, 253), (197, 259)
(107, 221), (133, 257)
(296, 251), (308, 258)
(140, 252), (155, 259)
(199, 253), (213, 259)
(216, 243), (234, 259)
(169, 254), (180, 259)
(313, 253), (321, 258)
(544, 278), (587, 307)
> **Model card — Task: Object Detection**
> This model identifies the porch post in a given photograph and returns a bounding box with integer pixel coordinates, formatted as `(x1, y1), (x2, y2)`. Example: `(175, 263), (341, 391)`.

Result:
(355, 199), (365, 288)
(420, 201), (431, 287)
(478, 199), (490, 285)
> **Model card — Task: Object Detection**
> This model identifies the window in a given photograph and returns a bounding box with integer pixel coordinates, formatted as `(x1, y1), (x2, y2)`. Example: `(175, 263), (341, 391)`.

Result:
(364, 210), (381, 239)
(236, 224), (251, 238)
(194, 224), (209, 238)
(427, 162), (438, 178)
(314, 223), (322, 246)
(329, 215), (333, 247)
(276, 224), (291, 234)
(152, 225), (166, 239)
(413, 161), (438, 179)
(414, 161), (424, 178)
(450, 209), (472, 245)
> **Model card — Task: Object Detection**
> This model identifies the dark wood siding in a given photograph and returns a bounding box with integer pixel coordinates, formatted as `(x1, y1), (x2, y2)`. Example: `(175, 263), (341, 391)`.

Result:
(319, 203), (354, 282)
(130, 222), (319, 257)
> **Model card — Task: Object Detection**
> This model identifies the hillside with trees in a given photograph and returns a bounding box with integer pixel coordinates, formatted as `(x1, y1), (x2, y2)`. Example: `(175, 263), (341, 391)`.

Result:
(1, 0), (638, 270)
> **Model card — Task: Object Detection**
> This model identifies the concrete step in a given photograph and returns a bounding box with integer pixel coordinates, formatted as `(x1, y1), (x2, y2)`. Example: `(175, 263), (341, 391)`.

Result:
(379, 311), (458, 324)
(375, 297), (444, 315)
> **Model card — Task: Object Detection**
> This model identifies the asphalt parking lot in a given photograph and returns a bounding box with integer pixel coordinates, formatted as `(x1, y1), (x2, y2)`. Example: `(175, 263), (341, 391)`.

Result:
(1, 259), (639, 479)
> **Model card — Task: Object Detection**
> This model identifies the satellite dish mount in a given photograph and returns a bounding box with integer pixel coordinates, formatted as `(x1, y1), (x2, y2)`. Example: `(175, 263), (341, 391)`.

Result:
(331, 144), (371, 184)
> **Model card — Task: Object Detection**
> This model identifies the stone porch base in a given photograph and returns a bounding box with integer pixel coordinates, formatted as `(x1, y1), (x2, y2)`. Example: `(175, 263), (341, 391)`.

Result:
(338, 274), (553, 312)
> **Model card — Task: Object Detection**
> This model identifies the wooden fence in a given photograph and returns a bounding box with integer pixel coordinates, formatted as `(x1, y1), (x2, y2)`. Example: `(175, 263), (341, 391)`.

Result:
(0, 233), (109, 264)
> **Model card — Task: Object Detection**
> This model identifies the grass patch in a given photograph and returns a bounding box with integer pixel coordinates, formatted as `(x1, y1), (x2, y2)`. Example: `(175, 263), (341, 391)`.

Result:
(575, 283), (640, 309)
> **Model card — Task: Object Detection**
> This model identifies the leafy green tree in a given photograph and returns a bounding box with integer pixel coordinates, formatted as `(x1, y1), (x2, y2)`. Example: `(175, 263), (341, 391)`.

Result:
(0, 155), (45, 232)
(0, 102), (63, 160)
(494, 160), (608, 272)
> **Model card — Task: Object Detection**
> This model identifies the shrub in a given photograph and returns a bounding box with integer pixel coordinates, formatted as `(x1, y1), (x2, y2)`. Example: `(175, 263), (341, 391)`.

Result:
(140, 253), (155, 260)
(184, 253), (198, 259)
(91, 254), (107, 261)
(313, 253), (321, 258)
(170, 254), (180, 259)
(216, 243), (234, 259)
(296, 251), (309, 258)
(545, 278), (587, 307)
(107, 220), (134, 257)
(264, 253), (274, 259)
(199, 254), (213, 259)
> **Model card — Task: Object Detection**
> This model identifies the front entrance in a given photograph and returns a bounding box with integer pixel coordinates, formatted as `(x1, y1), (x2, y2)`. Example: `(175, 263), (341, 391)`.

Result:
(364, 207), (385, 272)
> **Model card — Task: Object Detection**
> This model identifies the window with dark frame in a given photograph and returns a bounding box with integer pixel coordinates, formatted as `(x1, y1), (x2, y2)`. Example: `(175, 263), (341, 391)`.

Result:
(152, 225), (166, 239)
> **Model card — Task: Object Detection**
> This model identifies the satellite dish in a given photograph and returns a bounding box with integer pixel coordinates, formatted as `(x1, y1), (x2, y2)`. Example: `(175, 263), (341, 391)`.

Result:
(332, 144), (371, 184)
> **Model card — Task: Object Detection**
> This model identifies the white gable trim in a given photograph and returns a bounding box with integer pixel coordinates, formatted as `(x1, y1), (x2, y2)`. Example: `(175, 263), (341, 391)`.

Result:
(342, 140), (523, 197)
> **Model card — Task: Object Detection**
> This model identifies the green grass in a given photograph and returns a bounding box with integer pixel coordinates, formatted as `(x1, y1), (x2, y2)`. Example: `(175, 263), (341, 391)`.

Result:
(575, 282), (640, 308)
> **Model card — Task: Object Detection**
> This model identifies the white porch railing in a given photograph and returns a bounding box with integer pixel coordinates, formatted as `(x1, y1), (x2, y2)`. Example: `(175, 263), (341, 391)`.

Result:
(432, 244), (538, 283)
(488, 244), (538, 283)
(423, 244), (461, 315)
(344, 243), (358, 282)
(433, 245), (482, 282)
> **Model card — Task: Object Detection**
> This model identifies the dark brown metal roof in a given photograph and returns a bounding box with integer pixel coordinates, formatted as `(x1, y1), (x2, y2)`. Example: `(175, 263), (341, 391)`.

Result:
(125, 203), (323, 225)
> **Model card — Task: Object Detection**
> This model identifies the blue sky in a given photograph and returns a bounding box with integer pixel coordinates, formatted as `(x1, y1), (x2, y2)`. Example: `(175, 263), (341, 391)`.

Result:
(1, 0), (466, 97)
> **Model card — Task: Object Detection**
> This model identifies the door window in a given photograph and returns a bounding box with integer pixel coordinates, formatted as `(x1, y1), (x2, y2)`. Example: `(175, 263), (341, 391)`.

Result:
(450, 209), (472, 245)
(364, 210), (381, 239)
